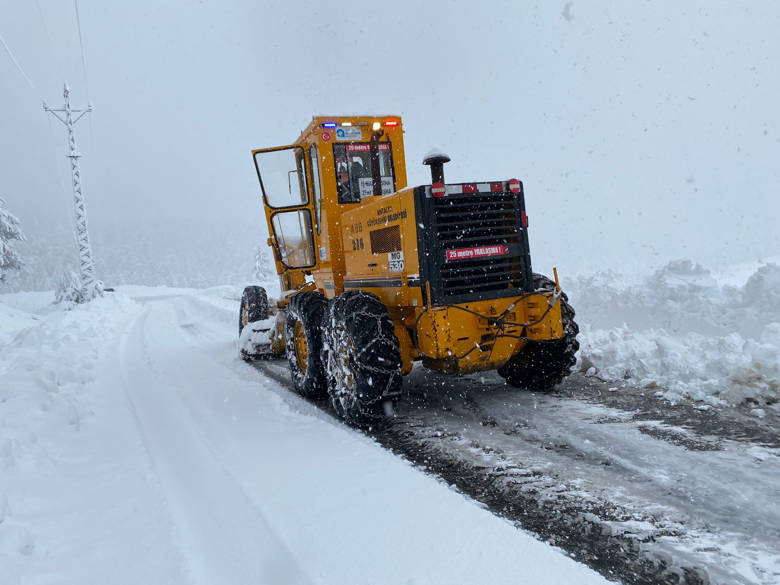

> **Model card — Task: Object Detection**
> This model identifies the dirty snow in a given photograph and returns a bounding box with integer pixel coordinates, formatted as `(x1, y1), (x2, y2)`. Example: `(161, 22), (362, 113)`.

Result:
(568, 259), (780, 410)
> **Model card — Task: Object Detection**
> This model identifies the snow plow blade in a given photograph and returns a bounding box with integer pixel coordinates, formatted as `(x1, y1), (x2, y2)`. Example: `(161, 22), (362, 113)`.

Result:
(238, 317), (278, 360)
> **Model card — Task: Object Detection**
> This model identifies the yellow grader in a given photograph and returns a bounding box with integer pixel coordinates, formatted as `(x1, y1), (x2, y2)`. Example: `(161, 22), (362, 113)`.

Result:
(239, 115), (579, 425)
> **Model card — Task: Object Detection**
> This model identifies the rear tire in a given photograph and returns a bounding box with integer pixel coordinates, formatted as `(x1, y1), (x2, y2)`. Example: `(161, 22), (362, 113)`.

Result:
(323, 290), (402, 427)
(497, 274), (580, 391)
(285, 291), (328, 399)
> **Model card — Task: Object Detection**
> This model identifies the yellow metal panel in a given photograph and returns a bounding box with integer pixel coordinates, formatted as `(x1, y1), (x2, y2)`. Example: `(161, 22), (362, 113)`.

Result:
(339, 187), (423, 308)
(393, 321), (415, 375)
(412, 294), (564, 374)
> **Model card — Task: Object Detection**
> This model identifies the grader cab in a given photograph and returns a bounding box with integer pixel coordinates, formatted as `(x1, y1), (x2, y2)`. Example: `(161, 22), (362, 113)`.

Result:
(239, 115), (579, 425)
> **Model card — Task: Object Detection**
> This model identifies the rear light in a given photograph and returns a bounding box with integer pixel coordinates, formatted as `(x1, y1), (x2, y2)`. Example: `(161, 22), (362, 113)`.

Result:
(521, 210), (528, 228)
(372, 122), (381, 131)
(431, 182), (446, 198)
(508, 178), (521, 193)
(384, 120), (398, 127)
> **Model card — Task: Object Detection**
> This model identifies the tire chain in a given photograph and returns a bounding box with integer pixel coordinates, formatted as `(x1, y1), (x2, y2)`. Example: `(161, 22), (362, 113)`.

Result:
(324, 290), (402, 425)
(498, 274), (580, 391)
(285, 291), (328, 399)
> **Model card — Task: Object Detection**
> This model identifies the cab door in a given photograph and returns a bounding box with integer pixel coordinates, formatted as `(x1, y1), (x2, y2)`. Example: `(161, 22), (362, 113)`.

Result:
(252, 144), (318, 291)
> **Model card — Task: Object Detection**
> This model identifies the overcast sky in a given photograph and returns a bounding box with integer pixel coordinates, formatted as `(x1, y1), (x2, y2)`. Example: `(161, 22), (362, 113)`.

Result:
(2, 0), (778, 278)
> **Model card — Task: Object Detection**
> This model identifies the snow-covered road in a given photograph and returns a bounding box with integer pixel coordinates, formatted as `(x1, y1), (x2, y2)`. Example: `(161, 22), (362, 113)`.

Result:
(369, 369), (780, 585)
(116, 300), (310, 584)
(0, 287), (611, 585)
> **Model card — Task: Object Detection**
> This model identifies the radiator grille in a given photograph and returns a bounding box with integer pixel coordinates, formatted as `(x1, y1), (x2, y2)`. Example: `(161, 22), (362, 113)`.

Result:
(432, 193), (526, 298)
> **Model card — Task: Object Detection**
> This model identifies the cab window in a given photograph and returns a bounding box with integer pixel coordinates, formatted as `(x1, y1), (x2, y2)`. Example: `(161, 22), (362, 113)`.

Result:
(253, 146), (308, 208)
(334, 143), (395, 203)
(271, 209), (316, 268)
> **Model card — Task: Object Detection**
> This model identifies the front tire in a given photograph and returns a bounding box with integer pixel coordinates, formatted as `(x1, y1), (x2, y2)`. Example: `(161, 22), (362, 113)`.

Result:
(239, 286), (269, 335)
(285, 291), (328, 399)
(322, 290), (402, 427)
(497, 274), (580, 391)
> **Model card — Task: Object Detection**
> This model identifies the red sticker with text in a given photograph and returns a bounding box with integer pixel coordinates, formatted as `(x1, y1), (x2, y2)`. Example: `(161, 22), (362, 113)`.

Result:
(446, 244), (509, 261)
(346, 143), (390, 151)
(321, 131), (331, 142)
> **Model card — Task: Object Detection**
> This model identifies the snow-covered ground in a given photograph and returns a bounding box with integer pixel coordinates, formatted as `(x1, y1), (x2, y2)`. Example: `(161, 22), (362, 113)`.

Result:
(2, 258), (778, 583)
(566, 259), (780, 412)
(0, 286), (610, 585)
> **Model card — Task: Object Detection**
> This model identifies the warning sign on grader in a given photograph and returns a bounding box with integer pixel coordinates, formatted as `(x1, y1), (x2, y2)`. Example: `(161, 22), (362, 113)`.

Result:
(445, 245), (509, 261)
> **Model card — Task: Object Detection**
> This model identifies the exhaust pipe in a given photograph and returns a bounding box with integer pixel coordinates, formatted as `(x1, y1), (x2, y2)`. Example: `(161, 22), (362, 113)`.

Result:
(423, 149), (451, 184)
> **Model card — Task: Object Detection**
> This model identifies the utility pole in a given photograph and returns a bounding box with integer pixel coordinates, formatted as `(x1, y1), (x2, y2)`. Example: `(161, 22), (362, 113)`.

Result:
(43, 83), (102, 302)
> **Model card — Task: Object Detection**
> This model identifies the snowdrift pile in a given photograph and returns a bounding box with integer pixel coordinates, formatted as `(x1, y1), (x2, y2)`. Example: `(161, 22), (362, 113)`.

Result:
(567, 260), (780, 411)
(0, 292), (141, 580)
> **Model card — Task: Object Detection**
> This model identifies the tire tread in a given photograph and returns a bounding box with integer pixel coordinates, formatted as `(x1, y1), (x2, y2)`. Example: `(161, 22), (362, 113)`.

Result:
(285, 291), (328, 399)
(497, 274), (580, 391)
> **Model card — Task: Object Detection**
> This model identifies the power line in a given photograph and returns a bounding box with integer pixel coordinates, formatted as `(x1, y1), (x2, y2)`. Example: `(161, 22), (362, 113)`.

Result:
(34, 0), (54, 49)
(72, 0), (96, 155)
(73, 0), (90, 96)
(0, 29), (35, 90)
(35, 0), (61, 70)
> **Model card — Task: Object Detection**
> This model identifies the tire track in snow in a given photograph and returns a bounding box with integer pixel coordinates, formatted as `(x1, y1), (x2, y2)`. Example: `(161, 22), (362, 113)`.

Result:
(117, 302), (311, 585)
(173, 289), (780, 584)
(241, 346), (779, 584)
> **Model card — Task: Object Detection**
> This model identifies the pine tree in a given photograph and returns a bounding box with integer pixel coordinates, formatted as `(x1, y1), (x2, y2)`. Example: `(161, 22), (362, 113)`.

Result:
(0, 197), (26, 283)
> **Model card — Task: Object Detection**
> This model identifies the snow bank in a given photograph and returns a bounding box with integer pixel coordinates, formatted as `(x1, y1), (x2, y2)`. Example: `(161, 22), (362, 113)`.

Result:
(0, 293), (140, 581)
(566, 260), (780, 410)
(0, 292), (138, 467)
(0, 303), (39, 347)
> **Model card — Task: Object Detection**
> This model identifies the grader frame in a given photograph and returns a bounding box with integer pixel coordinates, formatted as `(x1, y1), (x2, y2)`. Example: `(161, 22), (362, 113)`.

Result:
(240, 116), (578, 425)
